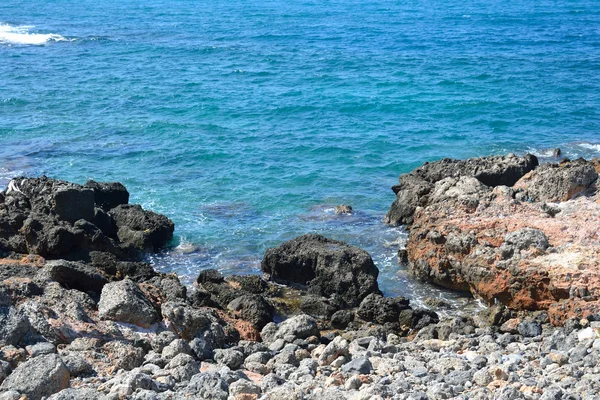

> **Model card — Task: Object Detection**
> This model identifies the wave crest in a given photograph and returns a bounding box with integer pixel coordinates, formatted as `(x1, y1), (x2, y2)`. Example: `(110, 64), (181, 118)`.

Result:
(0, 23), (69, 45)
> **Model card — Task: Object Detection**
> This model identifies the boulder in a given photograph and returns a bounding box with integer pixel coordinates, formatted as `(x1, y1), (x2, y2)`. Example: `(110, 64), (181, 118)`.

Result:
(160, 301), (212, 340)
(98, 279), (160, 327)
(357, 293), (410, 324)
(385, 154), (538, 225)
(0, 353), (69, 400)
(261, 234), (381, 306)
(261, 314), (319, 343)
(227, 294), (274, 329)
(43, 260), (108, 294)
(84, 180), (129, 211)
(109, 204), (174, 252)
(183, 372), (229, 400)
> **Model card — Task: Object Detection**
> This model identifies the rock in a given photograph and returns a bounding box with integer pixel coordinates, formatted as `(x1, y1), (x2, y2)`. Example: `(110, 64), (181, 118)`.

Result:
(214, 348), (245, 370)
(334, 205), (353, 215)
(43, 260), (108, 295)
(552, 148), (561, 158)
(318, 336), (349, 366)
(60, 354), (93, 377)
(109, 204), (174, 252)
(385, 154), (538, 225)
(514, 159), (598, 202)
(299, 296), (337, 319)
(26, 342), (56, 357)
(196, 268), (225, 284)
(98, 278), (160, 327)
(102, 341), (145, 371)
(262, 314), (320, 343)
(161, 302), (211, 340)
(53, 187), (95, 223)
(261, 234), (381, 306)
(183, 372), (229, 400)
(504, 228), (549, 251)
(47, 388), (108, 400)
(229, 379), (262, 398)
(227, 294), (274, 329)
(330, 310), (354, 330)
(357, 294), (410, 324)
(341, 357), (372, 374)
(0, 353), (69, 400)
(84, 180), (129, 211)
(517, 321), (542, 337)
(0, 306), (31, 346)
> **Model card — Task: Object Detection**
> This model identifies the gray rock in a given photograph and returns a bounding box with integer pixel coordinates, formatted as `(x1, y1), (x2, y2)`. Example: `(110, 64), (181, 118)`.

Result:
(341, 357), (372, 374)
(60, 354), (93, 377)
(319, 336), (349, 366)
(517, 321), (543, 337)
(214, 349), (245, 370)
(47, 388), (108, 400)
(184, 372), (229, 400)
(0, 353), (69, 400)
(229, 380), (262, 398)
(98, 278), (159, 328)
(162, 338), (193, 359)
(262, 314), (320, 343)
(504, 228), (549, 251)
(161, 302), (212, 340)
(357, 293), (410, 324)
(26, 342), (56, 357)
(261, 234), (381, 306)
(0, 306), (31, 346)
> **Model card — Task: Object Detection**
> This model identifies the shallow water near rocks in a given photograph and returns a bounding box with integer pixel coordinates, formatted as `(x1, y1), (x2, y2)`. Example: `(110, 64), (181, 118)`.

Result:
(2, 0), (600, 309)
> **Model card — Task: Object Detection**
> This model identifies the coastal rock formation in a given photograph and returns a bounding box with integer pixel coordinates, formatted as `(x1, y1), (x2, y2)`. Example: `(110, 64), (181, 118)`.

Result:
(385, 153), (538, 225)
(390, 155), (600, 323)
(261, 234), (381, 306)
(0, 176), (174, 260)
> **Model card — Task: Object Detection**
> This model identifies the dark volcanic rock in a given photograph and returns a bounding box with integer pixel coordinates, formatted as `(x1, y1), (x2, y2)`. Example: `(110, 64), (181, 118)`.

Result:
(84, 180), (129, 211)
(261, 234), (381, 306)
(109, 204), (174, 252)
(385, 154), (538, 225)
(228, 294), (274, 329)
(43, 260), (108, 295)
(357, 293), (410, 324)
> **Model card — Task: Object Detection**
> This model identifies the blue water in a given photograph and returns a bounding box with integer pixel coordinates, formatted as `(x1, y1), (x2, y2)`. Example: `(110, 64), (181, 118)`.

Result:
(2, 0), (600, 304)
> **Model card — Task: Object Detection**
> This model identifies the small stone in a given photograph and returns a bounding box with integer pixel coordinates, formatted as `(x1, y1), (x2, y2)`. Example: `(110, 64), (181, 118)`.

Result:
(341, 357), (373, 375)
(334, 204), (353, 214)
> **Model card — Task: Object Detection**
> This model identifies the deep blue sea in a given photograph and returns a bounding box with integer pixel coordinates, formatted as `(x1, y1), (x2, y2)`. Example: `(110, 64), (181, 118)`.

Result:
(1, 0), (600, 305)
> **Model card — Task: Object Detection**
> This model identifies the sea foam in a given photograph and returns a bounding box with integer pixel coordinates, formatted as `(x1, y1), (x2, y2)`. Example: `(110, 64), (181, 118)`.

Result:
(0, 23), (68, 45)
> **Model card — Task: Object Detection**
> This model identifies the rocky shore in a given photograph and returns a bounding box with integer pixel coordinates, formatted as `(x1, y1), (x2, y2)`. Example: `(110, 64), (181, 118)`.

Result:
(0, 152), (599, 400)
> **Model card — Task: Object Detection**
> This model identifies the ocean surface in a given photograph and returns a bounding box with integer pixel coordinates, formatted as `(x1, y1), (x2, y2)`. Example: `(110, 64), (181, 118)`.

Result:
(1, 0), (600, 306)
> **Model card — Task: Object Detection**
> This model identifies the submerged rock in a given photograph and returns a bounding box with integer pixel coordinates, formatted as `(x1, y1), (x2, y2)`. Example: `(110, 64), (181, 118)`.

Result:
(261, 234), (381, 306)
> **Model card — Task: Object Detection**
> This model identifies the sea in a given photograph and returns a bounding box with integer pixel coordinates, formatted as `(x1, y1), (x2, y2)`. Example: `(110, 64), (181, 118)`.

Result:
(1, 0), (599, 308)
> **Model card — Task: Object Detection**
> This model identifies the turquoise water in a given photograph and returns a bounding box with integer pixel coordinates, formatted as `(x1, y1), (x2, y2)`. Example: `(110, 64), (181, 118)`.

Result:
(2, 0), (600, 303)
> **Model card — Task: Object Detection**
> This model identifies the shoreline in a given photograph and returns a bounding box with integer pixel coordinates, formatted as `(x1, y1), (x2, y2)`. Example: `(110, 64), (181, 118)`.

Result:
(0, 152), (599, 399)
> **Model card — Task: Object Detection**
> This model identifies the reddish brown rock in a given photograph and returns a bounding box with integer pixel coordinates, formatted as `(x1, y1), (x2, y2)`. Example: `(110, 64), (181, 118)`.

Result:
(399, 157), (600, 324)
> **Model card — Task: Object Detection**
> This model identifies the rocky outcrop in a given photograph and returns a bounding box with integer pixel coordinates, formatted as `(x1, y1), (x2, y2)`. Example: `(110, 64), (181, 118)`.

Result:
(385, 153), (538, 225)
(0, 176), (173, 260)
(395, 156), (600, 324)
(261, 234), (381, 306)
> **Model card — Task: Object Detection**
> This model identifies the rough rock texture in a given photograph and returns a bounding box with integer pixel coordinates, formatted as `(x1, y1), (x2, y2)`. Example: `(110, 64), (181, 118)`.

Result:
(98, 279), (160, 327)
(0, 176), (173, 260)
(109, 204), (174, 252)
(261, 234), (381, 306)
(400, 157), (600, 323)
(0, 354), (69, 400)
(385, 153), (538, 225)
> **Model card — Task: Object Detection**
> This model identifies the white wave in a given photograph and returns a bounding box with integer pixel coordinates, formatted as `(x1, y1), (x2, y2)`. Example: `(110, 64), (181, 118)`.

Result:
(576, 142), (600, 152)
(0, 23), (68, 45)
